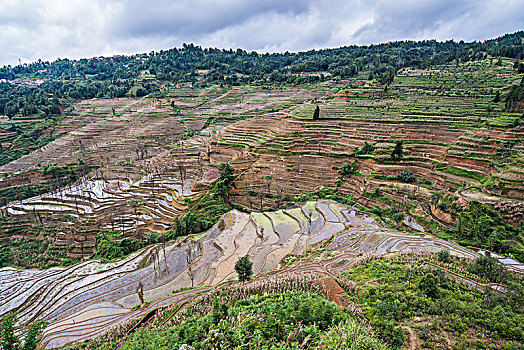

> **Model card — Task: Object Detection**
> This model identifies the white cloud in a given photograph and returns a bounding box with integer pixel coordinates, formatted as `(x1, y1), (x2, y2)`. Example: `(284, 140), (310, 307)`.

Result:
(0, 0), (522, 66)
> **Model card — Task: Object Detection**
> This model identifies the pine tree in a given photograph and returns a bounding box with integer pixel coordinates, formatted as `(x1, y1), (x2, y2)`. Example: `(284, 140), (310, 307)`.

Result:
(312, 105), (320, 120)
(390, 140), (403, 160)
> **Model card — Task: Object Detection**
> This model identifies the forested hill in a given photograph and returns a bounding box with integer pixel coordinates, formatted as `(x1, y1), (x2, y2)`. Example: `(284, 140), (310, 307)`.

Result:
(0, 31), (523, 167)
(2, 30), (524, 97)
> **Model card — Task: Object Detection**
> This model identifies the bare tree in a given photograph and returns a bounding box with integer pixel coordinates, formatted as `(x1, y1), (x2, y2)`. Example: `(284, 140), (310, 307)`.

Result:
(186, 242), (199, 287)
(265, 175), (272, 194)
(178, 160), (186, 182)
(159, 234), (168, 272)
(275, 186), (284, 209)
(137, 281), (144, 305)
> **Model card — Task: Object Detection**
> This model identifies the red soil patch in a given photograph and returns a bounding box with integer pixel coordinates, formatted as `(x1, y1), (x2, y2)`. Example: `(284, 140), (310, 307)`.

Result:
(316, 276), (345, 306)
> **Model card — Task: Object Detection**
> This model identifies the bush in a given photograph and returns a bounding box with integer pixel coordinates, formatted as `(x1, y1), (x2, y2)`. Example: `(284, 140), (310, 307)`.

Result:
(460, 201), (524, 262)
(343, 252), (524, 347)
(338, 161), (358, 179)
(114, 292), (378, 350)
(418, 273), (440, 298)
(357, 141), (375, 155)
(469, 255), (508, 284)
(438, 249), (451, 263)
(92, 231), (142, 262)
(397, 170), (415, 183)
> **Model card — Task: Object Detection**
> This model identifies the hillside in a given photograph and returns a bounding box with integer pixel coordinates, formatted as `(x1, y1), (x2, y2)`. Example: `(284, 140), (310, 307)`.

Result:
(0, 32), (523, 350)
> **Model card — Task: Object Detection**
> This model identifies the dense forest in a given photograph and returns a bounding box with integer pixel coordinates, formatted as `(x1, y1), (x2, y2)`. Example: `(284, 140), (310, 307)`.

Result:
(1, 31), (524, 116)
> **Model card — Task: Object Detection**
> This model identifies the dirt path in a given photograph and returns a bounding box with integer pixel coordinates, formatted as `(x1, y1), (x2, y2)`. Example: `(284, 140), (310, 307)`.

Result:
(457, 186), (510, 202)
(403, 325), (421, 350)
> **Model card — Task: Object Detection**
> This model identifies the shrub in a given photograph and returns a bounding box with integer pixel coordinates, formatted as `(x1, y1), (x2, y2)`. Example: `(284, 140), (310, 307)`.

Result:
(390, 211), (405, 223)
(469, 255), (508, 284)
(92, 231), (142, 262)
(390, 140), (403, 160)
(357, 141), (375, 155)
(338, 161), (358, 178)
(418, 273), (440, 298)
(438, 249), (451, 263)
(397, 170), (415, 183)
(0, 313), (47, 350)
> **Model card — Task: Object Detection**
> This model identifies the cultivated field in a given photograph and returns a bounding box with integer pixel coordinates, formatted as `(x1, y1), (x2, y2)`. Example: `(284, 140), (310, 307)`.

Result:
(2, 200), (520, 348)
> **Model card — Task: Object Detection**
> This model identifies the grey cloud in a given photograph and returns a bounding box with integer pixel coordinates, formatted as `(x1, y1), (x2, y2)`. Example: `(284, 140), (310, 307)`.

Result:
(351, 0), (524, 44)
(112, 0), (310, 38)
(0, 0), (523, 66)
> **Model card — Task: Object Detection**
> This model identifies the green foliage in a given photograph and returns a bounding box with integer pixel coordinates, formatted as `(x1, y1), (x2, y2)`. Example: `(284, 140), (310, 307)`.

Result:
(397, 170), (415, 183)
(438, 249), (451, 263)
(92, 231), (143, 262)
(234, 255), (253, 282)
(92, 162), (237, 262)
(0, 246), (11, 268)
(0, 162), (90, 204)
(0, 116), (62, 167)
(0, 183), (46, 204)
(376, 70), (395, 86)
(218, 162), (235, 184)
(469, 255), (508, 284)
(315, 319), (390, 349)
(1, 313), (18, 350)
(343, 256), (524, 348)
(493, 90), (501, 103)
(181, 162), (234, 235)
(373, 206), (406, 225)
(21, 319), (47, 350)
(338, 161), (358, 179)
(418, 273), (440, 298)
(504, 83), (524, 112)
(100, 291), (387, 350)
(292, 188), (354, 206)
(443, 166), (488, 182)
(460, 201), (524, 262)
(0, 313), (47, 350)
(0, 223), (80, 269)
(357, 141), (375, 156)
(1, 31), (523, 166)
(389, 210), (405, 223)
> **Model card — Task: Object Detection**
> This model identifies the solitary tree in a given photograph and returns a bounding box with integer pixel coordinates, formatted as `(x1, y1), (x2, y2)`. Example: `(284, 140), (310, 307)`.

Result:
(390, 140), (403, 160)
(312, 105), (320, 120)
(219, 162), (235, 183)
(234, 255), (253, 282)
(397, 169), (415, 183)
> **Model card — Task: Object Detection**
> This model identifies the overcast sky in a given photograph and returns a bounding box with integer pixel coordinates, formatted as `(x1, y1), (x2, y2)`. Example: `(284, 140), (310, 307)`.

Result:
(1, 0), (523, 66)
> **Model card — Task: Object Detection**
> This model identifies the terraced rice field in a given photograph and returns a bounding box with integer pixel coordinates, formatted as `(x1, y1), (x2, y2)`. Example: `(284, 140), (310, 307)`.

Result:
(0, 56), (523, 349)
(222, 107), (522, 225)
(0, 87), (323, 258)
(1, 200), (522, 348)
